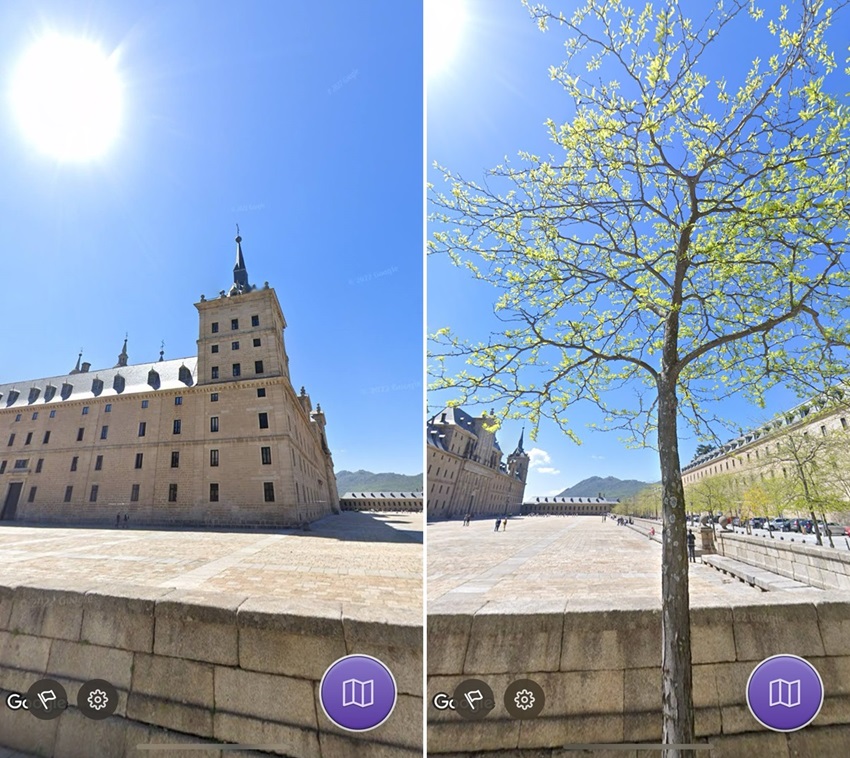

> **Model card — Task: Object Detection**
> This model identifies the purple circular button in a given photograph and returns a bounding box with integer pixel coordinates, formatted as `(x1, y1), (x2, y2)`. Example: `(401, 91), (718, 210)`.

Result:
(746, 654), (824, 732)
(319, 654), (397, 732)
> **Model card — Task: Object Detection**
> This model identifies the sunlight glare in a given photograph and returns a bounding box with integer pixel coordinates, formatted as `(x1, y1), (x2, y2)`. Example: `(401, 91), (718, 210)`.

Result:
(11, 33), (122, 162)
(425, 0), (467, 78)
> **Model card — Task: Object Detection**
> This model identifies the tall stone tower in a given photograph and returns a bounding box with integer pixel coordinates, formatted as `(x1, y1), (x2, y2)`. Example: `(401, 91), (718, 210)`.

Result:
(507, 428), (530, 484)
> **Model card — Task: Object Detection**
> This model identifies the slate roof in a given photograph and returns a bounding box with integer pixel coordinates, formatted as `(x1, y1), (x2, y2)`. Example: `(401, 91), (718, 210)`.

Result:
(340, 492), (424, 500)
(0, 357), (199, 409)
(524, 496), (620, 505)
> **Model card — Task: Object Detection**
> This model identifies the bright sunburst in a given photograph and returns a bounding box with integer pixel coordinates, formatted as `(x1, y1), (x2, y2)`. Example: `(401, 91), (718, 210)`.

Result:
(425, 0), (467, 78)
(11, 33), (123, 162)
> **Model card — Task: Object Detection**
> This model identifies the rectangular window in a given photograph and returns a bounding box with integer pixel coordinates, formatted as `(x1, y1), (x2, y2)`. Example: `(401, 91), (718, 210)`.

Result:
(210, 449), (219, 467)
(251, 315), (259, 327)
(100, 425), (109, 440)
(232, 363), (241, 377)
(14, 459), (28, 470)
(261, 446), (272, 465)
(257, 387), (266, 398)
(14, 414), (21, 422)
(95, 455), (103, 471)
(211, 366), (219, 380)
(211, 344), (219, 353)
(231, 318), (239, 330)
(25, 432), (32, 445)
(90, 485), (98, 503)
(253, 337), (261, 347)
(232, 341), (240, 350)
(49, 410), (56, 418)
(141, 399), (149, 409)
(210, 483), (219, 502)
(82, 406), (89, 415)
(8, 434), (15, 446)
(43, 431), (50, 444)
(0, 461), (5, 474)
(211, 393), (219, 402)
(138, 422), (146, 437)
(131, 484), (140, 502)
(258, 412), (269, 429)
(27, 486), (37, 503)
(77, 428), (84, 441)
(64, 485), (73, 503)
(173, 419), (181, 434)
(70, 456), (78, 472)
(35, 458), (43, 473)
(255, 360), (264, 374)
(171, 451), (180, 468)
(135, 453), (143, 469)
(175, 396), (183, 406)
(31, 412), (38, 420)
(105, 404), (112, 413)
(210, 417), (219, 433)
(212, 322), (219, 333)
(264, 482), (275, 502)
(168, 483), (178, 502)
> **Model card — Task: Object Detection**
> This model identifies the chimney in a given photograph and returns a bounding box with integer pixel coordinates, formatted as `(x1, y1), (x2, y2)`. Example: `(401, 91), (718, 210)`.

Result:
(81, 362), (91, 373)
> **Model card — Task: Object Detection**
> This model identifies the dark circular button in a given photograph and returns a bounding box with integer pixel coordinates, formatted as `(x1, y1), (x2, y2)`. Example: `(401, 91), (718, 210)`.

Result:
(26, 679), (68, 720)
(452, 678), (496, 721)
(77, 678), (119, 720)
(746, 654), (824, 732)
(504, 678), (545, 719)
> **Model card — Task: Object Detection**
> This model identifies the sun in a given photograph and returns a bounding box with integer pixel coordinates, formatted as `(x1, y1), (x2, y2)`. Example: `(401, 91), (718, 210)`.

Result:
(425, 0), (467, 78)
(10, 33), (123, 162)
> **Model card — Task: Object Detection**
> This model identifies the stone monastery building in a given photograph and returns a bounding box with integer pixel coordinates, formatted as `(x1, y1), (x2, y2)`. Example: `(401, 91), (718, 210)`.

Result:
(0, 234), (339, 527)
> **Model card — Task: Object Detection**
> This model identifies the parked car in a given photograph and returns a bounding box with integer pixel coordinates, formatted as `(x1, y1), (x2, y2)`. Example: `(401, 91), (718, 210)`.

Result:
(770, 518), (789, 531)
(750, 517), (766, 529)
(789, 518), (812, 533)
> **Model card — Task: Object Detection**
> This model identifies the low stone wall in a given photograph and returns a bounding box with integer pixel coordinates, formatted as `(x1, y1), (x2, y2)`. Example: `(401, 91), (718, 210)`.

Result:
(427, 595), (850, 755)
(0, 580), (421, 757)
(717, 531), (850, 591)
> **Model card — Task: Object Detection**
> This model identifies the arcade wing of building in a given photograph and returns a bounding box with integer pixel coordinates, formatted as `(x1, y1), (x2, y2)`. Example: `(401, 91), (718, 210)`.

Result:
(521, 495), (620, 516)
(0, 234), (339, 527)
(427, 407), (528, 519)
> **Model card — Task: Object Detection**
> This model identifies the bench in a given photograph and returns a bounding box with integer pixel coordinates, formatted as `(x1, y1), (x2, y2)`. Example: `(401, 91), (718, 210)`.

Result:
(702, 554), (812, 592)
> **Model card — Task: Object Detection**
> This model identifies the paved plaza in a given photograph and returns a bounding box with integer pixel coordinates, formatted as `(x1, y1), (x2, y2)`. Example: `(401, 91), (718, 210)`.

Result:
(428, 515), (779, 608)
(0, 511), (422, 612)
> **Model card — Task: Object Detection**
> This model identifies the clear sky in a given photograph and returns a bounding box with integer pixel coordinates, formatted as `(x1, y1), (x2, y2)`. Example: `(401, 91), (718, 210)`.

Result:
(427, 0), (849, 497)
(0, 1), (423, 476)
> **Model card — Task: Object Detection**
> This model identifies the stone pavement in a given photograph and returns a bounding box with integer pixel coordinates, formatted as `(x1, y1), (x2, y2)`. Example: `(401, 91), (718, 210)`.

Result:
(428, 515), (780, 608)
(0, 511), (422, 613)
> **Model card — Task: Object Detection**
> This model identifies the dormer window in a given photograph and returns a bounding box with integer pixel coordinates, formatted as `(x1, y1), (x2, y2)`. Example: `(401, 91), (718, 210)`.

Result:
(28, 387), (40, 404)
(178, 365), (192, 385)
(44, 385), (56, 402)
(91, 378), (104, 396)
(60, 383), (73, 400)
(147, 369), (160, 389)
(113, 374), (125, 393)
(6, 389), (20, 405)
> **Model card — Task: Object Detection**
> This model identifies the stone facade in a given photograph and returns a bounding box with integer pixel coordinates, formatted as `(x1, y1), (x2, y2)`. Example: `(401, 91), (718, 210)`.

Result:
(340, 491), (423, 512)
(0, 235), (339, 527)
(521, 495), (619, 516)
(427, 407), (528, 519)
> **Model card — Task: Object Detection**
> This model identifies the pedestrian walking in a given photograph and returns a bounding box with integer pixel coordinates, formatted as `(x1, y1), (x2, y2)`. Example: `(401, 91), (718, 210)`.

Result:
(687, 530), (696, 562)
(116, 513), (120, 527)
(501, 518), (507, 531)
(494, 518), (501, 531)
(124, 514), (129, 528)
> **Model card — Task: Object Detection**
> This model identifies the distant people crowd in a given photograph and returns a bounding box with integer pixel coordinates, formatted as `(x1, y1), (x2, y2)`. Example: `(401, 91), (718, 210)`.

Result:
(615, 516), (634, 526)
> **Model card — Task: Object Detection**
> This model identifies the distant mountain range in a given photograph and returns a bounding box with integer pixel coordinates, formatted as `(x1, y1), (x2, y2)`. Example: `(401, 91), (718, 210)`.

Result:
(336, 469), (423, 493)
(558, 476), (651, 501)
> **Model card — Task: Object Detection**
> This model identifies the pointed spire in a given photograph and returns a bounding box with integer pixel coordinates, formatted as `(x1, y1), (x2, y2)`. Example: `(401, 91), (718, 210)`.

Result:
(233, 224), (250, 291)
(70, 349), (83, 375)
(513, 427), (525, 455)
(116, 334), (129, 368)
(159, 339), (165, 362)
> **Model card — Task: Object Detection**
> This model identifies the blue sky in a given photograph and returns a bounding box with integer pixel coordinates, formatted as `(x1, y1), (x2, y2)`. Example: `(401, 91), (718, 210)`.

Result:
(0, 1), (423, 476)
(427, 0), (849, 496)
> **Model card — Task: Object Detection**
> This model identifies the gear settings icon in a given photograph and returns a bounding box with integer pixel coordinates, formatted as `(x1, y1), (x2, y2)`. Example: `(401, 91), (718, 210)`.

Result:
(514, 688), (535, 711)
(87, 689), (109, 711)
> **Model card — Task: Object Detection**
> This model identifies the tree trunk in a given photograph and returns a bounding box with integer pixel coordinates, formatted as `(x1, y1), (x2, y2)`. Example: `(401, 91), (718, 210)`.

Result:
(657, 377), (696, 756)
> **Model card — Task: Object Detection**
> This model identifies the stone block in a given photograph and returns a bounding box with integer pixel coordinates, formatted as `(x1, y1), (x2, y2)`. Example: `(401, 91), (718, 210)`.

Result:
(212, 712), (320, 757)
(8, 584), (84, 641)
(153, 589), (246, 666)
(786, 723), (850, 757)
(81, 584), (170, 653)
(623, 667), (660, 713)
(814, 600), (850, 656)
(53, 709), (126, 758)
(814, 694), (850, 726)
(694, 705), (721, 738)
(708, 730), (789, 757)
(214, 665), (317, 730)
(719, 703), (756, 735)
(518, 712), (624, 748)
(693, 663), (720, 709)
(731, 602), (823, 661)
(534, 669), (624, 717)
(426, 719), (521, 753)
(713, 661), (755, 707)
(0, 584), (14, 630)
(341, 604), (422, 696)
(47, 639), (134, 692)
(622, 711), (662, 742)
(127, 692), (214, 738)
(317, 732), (423, 758)
(691, 606), (736, 664)
(236, 595), (346, 681)
(123, 720), (223, 757)
(465, 610), (563, 674)
(0, 630), (51, 677)
(131, 652), (214, 708)
(0, 700), (59, 755)
(561, 609), (660, 672)
(427, 613), (472, 676)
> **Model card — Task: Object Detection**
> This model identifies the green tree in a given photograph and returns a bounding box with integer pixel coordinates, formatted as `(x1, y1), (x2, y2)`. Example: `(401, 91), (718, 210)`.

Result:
(429, 1), (850, 752)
